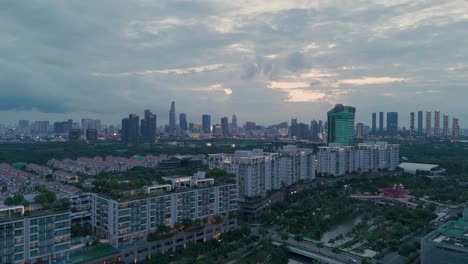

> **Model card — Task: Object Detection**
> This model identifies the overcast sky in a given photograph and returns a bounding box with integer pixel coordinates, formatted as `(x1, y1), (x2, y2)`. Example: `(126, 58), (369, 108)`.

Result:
(1, 0), (467, 127)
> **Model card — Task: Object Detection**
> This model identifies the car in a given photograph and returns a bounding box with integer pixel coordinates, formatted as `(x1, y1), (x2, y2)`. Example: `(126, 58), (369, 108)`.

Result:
(346, 257), (357, 263)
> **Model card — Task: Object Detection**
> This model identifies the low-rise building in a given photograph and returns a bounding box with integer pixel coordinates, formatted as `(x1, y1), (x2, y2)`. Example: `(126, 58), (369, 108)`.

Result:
(421, 208), (468, 264)
(398, 162), (446, 177)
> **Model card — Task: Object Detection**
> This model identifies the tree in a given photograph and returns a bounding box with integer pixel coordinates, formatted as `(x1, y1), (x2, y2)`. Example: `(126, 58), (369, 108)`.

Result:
(294, 234), (304, 242)
(149, 252), (170, 264)
(4, 194), (26, 206)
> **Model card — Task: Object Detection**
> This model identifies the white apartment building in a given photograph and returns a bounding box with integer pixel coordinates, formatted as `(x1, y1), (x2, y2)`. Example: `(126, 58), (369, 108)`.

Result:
(317, 142), (399, 176)
(207, 146), (315, 199)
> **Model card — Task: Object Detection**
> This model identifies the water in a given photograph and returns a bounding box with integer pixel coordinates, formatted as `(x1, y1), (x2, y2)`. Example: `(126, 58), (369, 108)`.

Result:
(320, 215), (363, 244)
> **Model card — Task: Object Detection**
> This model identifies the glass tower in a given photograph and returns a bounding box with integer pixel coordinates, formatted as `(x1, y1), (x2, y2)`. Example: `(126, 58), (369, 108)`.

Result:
(327, 104), (356, 146)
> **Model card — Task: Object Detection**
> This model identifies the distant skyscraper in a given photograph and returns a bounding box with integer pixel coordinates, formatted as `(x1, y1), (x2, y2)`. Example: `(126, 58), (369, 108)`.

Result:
(379, 112), (384, 134)
(310, 120), (320, 141)
(327, 104), (356, 146)
(418, 111), (423, 136)
(221, 117), (229, 136)
(85, 129), (98, 141)
(426, 111), (432, 137)
(356, 122), (364, 139)
(443, 114), (450, 138)
(18, 120), (29, 135)
(453, 118), (460, 139)
(290, 118), (298, 137)
(122, 114), (139, 144)
(245, 121), (256, 131)
(371, 113), (377, 134)
(386, 112), (398, 135)
(68, 129), (81, 142)
(410, 112), (415, 136)
(231, 114), (238, 134)
(81, 119), (101, 133)
(169, 101), (176, 135)
(141, 109), (156, 143)
(30, 121), (49, 135)
(434, 111), (440, 137)
(179, 113), (187, 131)
(202, 114), (211, 134)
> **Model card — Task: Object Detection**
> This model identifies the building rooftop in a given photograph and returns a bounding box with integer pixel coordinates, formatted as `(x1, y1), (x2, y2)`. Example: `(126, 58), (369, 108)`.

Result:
(423, 208), (468, 250)
(399, 162), (441, 171)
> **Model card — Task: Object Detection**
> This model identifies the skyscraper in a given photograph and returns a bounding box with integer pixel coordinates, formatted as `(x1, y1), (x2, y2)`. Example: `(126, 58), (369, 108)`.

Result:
(356, 122), (364, 139)
(386, 112), (398, 136)
(202, 114), (211, 134)
(122, 114), (139, 144)
(418, 111), (423, 136)
(290, 118), (298, 137)
(310, 120), (320, 141)
(169, 101), (176, 135)
(231, 114), (238, 134)
(372, 113), (377, 134)
(426, 111), (432, 137)
(179, 113), (187, 131)
(327, 104), (356, 146)
(18, 120), (29, 135)
(434, 111), (440, 137)
(443, 114), (450, 138)
(141, 110), (156, 143)
(221, 117), (229, 137)
(453, 117), (460, 139)
(410, 112), (415, 136)
(379, 112), (384, 134)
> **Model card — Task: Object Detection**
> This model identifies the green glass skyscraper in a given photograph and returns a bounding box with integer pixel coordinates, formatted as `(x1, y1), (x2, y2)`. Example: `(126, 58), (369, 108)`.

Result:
(327, 104), (356, 146)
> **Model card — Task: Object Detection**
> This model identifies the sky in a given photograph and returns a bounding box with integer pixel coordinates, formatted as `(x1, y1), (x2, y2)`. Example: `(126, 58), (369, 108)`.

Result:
(1, 0), (468, 127)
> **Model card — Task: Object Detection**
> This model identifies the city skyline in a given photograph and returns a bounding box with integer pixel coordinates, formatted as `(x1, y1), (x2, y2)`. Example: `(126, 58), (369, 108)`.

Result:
(1, 1), (468, 125)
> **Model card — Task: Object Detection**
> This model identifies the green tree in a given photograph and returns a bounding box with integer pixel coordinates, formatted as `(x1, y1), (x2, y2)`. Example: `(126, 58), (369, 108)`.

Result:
(4, 194), (26, 206)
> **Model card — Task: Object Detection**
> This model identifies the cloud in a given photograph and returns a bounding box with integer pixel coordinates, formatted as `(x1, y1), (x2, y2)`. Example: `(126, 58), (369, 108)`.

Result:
(1, 0), (468, 126)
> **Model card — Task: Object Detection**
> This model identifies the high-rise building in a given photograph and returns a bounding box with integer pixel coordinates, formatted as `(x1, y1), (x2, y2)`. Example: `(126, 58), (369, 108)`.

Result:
(53, 121), (72, 134)
(245, 122), (256, 131)
(443, 114), (450, 138)
(68, 129), (81, 142)
(426, 111), (432, 137)
(296, 123), (310, 139)
(410, 112), (415, 136)
(386, 112), (398, 135)
(372, 113), (377, 134)
(327, 104), (356, 146)
(453, 117), (460, 139)
(290, 118), (298, 137)
(86, 128), (98, 141)
(379, 112), (384, 134)
(81, 119), (101, 132)
(231, 114), (238, 134)
(18, 120), (29, 135)
(418, 111), (423, 136)
(179, 113), (187, 131)
(169, 101), (176, 135)
(141, 110), (157, 143)
(356, 123), (364, 139)
(434, 111), (440, 137)
(221, 117), (229, 136)
(30, 121), (49, 135)
(310, 120), (320, 141)
(202, 114), (211, 134)
(122, 114), (139, 144)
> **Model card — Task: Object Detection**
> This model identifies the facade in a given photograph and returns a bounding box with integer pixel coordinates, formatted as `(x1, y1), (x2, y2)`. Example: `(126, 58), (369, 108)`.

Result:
(221, 117), (229, 137)
(426, 111), (432, 137)
(18, 120), (29, 135)
(231, 114), (238, 134)
(327, 104), (356, 146)
(421, 209), (468, 264)
(310, 120), (320, 141)
(386, 112), (398, 136)
(443, 114), (450, 138)
(208, 147), (315, 199)
(121, 114), (139, 144)
(85, 128), (98, 141)
(356, 123), (364, 139)
(169, 101), (176, 135)
(372, 113), (377, 134)
(179, 113), (187, 131)
(317, 142), (399, 176)
(379, 112), (384, 134)
(91, 174), (237, 248)
(418, 111), (423, 136)
(434, 111), (441, 137)
(68, 129), (81, 142)
(202, 114), (211, 134)
(453, 117), (460, 139)
(410, 112), (415, 136)
(141, 110), (157, 143)
(0, 207), (71, 264)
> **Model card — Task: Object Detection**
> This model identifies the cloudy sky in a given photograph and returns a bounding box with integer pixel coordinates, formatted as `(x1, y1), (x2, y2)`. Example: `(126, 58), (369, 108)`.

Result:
(1, 0), (467, 127)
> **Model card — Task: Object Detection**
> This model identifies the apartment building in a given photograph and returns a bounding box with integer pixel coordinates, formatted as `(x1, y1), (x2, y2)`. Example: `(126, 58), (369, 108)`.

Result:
(91, 172), (237, 248)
